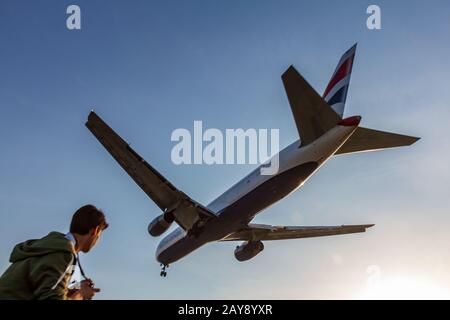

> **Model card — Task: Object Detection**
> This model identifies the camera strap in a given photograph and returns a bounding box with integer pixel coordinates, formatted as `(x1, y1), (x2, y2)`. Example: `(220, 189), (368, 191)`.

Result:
(76, 253), (88, 280)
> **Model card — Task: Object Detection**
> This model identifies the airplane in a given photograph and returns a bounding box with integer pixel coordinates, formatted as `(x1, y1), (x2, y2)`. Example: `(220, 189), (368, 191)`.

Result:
(85, 44), (419, 277)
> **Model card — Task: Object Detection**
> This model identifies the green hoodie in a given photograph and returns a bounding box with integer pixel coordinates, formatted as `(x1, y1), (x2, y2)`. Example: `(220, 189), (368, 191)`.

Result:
(0, 232), (75, 300)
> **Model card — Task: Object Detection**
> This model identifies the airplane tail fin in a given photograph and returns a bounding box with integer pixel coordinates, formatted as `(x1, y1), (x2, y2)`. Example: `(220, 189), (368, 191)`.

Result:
(281, 43), (420, 151)
(335, 126), (420, 155)
(323, 44), (357, 118)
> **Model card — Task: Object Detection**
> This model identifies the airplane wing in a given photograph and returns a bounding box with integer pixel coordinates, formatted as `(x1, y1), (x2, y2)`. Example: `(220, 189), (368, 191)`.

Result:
(334, 126), (420, 155)
(85, 111), (216, 232)
(220, 223), (374, 241)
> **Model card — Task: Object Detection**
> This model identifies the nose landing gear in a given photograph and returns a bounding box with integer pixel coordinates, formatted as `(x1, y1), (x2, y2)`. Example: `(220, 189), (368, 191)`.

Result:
(160, 264), (169, 277)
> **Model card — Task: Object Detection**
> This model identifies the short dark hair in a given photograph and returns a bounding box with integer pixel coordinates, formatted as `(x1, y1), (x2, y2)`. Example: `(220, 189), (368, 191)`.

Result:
(70, 204), (108, 235)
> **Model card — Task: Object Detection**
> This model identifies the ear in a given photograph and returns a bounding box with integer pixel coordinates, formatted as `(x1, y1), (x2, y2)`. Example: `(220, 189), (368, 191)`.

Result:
(91, 226), (101, 236)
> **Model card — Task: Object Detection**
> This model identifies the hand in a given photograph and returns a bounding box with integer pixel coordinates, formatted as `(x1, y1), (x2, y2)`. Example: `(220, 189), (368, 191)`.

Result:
(67, 288), (83, 300)
(79, 279), (101, 300)
(80, 279), (100, 300)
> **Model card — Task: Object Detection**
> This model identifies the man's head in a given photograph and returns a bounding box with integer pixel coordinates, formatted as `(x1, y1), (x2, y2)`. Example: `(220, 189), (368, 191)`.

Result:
(70, 204), (108, 253)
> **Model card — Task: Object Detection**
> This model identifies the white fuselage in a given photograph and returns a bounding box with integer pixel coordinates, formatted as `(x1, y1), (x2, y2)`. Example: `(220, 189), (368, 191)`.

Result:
(156, 121), (359, 264)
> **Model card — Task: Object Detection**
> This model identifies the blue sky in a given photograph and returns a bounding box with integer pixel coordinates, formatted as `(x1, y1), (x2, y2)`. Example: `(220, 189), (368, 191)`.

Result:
(1, 0), (450, 299)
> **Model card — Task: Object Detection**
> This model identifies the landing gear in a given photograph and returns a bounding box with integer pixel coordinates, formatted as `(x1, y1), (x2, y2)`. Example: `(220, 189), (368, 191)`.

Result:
(160, 264), (169, 277)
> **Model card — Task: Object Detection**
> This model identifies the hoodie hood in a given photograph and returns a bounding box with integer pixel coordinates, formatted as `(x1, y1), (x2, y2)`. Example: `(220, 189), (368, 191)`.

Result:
(10, 232), (74, 263)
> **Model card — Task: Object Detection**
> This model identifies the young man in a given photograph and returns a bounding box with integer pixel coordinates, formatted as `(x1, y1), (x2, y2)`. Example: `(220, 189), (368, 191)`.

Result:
(0, 204), (108, 300)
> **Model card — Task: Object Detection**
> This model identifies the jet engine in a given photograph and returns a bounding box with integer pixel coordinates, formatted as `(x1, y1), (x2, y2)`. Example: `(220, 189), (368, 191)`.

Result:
(148, 212), (174, 237)
(234, 241), (264, 261)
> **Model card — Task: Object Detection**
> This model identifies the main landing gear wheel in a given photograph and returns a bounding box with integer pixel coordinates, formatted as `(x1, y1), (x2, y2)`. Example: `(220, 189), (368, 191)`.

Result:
(160, 264), (169, 277)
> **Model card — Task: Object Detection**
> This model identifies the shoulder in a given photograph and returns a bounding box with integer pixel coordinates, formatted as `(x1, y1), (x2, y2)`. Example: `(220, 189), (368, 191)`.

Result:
(48, 251), (74, 265)
(45, 231), (75, 253)
(36, 251), (74, 272)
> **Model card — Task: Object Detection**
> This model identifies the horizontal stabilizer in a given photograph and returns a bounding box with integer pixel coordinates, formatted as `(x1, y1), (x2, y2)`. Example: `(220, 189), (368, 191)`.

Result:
(282, 66), (341, 146)
(335, 126), (420, 155)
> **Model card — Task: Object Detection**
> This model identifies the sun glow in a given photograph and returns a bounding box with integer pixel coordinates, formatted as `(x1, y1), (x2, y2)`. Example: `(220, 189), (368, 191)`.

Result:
(361, 276), (450, 300)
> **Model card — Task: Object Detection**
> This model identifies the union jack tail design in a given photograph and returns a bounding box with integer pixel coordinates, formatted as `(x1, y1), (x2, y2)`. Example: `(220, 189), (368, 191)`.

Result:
(323, 44), (357, 118)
